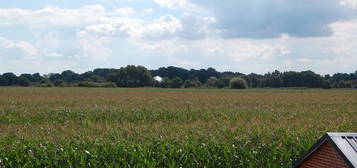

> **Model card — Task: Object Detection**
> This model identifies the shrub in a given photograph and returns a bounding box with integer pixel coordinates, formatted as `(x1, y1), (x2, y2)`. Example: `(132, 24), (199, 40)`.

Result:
(78, 82), (117, 88)
(40, 79), (54, 87)
(230, 77), (248, 89)
(78, 81), (100, 87)
(54, 79), (68, 87)
(99, 82), (117, 88)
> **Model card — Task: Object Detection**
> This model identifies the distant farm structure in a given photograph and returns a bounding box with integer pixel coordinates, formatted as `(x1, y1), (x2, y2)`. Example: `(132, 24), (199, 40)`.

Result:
(293, 133), (357, 168)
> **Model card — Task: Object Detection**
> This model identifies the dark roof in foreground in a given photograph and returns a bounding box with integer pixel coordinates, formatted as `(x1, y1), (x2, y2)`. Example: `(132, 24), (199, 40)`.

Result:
(293, 132), (357, 168)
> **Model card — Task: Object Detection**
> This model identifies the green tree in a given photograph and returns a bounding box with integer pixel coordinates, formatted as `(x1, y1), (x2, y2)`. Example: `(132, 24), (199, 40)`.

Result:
(206, 76), (223, 88)
(338, 81), (346, 88)
(40, 78), (54, 87)
(321, 80), (332, 89)
(219, 75), (234, 88)
(18, 77), (31, 87)
(230, 77), (248, 89)
(160, 77), (171, 88)
(110, 65), (152, 87)
(183, 80), (193, 88)
(61, 70), (79, 83)
(0, 76), (8, 86)
(170, 77), (183, 88)
(2, 73), (18, 85)
(54, 79), (68, 87)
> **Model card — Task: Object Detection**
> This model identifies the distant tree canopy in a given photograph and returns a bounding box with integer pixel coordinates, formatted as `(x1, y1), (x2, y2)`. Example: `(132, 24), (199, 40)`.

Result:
(18, 77), (31, 87)
(230, 77), (248, 89)
(1, 66), (356, 89)
(108, 65), (152, 87)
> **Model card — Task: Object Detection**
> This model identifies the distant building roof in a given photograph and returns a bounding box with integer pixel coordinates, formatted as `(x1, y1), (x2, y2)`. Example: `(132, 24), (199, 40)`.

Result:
(293, 132), (357, 168)
(154, 76), (162, 82)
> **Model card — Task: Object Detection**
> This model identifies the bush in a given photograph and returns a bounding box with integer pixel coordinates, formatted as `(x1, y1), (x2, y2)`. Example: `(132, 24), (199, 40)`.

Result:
(99, 82), (117, 88)
(78, 81), (100, 87)
(230, 77), (248, 89)
(54, 79), (68, 87)
(40, 83), (54, 87)
(40, 79), (54, 87)
(78, 82), (117, 88)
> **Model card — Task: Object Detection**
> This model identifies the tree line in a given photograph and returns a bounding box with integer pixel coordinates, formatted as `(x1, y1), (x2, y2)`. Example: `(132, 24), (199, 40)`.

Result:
(0, 65), (356, 89)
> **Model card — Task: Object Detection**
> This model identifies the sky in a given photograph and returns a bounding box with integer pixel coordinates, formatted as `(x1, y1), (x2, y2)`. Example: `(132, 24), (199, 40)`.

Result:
(1, 0), (357, 75)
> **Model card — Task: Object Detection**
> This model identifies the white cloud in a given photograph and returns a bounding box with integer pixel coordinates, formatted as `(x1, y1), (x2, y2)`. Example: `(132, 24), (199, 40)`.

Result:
(339, 0), (357, 9)
(144, 8), (154, 13)
(76, 30), (113, 60)
(0, 37), (38, 59)
(183, 0), (355, 38)
(228, 40), (290, 61)
(0, 5), (106, 27)
(329, 20), (357, 56)
(154, 0), (190, 9)
(110, 7), (135, 16)
(140, 15), (182, 39)
(297, 58), (313, 62)
(1, 2), (357, 74)
(206, 47), (224, 54)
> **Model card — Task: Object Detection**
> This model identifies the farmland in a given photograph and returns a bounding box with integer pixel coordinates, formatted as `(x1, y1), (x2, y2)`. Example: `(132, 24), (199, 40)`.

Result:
(0, 87), (356, 167)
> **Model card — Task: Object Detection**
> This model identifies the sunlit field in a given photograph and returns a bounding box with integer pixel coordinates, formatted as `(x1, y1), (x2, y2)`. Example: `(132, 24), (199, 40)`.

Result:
(0, 87), (356, 167)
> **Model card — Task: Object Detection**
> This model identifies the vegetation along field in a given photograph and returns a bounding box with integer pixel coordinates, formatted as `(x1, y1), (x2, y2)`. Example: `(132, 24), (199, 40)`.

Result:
(0, 87), (356, 167)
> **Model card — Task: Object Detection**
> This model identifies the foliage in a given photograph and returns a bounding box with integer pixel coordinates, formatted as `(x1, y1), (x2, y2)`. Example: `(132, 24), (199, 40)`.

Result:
(183, 79), (201, 88)
(18, 77), (31, 87)
(0, 76), (8, 86)
(78, 81), (100, 87)
(40, 78), (54, 87)
(54, 79), (68, 87)
(230, 77), (248, 89)
(170, 77), (183, 88)
(159, 77), (171, 88)
(1, 66), (357, 89)
(2, 72), (18, 85)
(206, 76), (224, 88)
(78, 81), (117, 88)
(110, 65), (152, 87)
(321, 80), (332, 89)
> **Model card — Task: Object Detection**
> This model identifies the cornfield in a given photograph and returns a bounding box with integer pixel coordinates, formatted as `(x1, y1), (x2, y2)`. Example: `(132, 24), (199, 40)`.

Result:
(0, 87), (356, 167)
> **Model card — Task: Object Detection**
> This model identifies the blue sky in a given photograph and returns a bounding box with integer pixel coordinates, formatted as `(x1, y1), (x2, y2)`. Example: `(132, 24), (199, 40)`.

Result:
(1, 0), (357, 75)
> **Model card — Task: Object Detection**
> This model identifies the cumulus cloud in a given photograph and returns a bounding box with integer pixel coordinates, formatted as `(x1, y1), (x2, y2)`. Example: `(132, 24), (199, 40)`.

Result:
(76, 28), (114, 61)
(1, 1), (357, 74)
(0, 5), (106, 27)
(340, 0), (357, 9)
(110, 7), (135, 16)
(154, 0), (197, 10)
(0, 37), (38, 59)
(171, 0), (357, 38)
